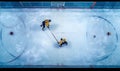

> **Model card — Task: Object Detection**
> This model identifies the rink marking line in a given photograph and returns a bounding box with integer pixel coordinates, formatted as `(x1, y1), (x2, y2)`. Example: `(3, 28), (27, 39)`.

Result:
(0, 8), (118, 65)
(0, 13), (23, 28)
(86, 15), (118, 62)
(0, 16), (27, 64)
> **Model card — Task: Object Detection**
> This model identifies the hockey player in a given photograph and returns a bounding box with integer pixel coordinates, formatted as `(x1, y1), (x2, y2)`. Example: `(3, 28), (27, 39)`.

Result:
(40, 19), (51, 31)
(58, 38), (68, 47)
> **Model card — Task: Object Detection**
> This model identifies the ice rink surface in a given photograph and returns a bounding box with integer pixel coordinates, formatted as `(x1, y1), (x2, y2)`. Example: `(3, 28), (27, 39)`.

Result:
(0, 9), (120, 67)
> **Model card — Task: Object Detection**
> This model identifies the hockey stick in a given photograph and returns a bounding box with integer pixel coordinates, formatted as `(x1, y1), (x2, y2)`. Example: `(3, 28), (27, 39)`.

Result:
(47, 28), (59, 43)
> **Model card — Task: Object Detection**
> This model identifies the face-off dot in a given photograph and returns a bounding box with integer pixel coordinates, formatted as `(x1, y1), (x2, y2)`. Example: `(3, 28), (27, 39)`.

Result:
(93, 35), (96, 38)
(107, 32), (111, 36)
(10, 32), (14, 35)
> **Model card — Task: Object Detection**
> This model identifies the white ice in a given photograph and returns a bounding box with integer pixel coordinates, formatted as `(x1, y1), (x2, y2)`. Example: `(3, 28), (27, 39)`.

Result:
(0, 9), (120, 67)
